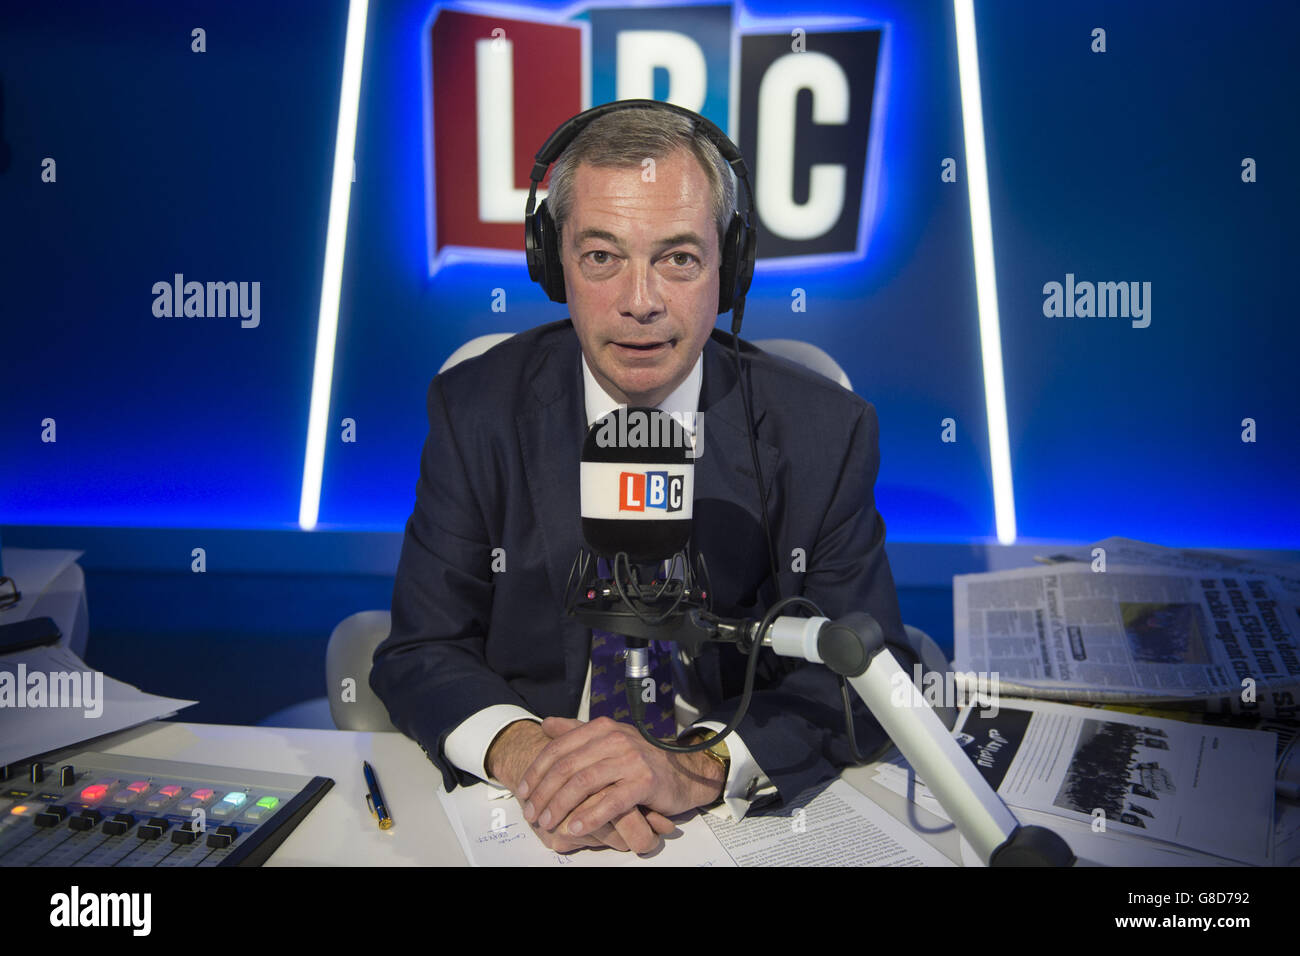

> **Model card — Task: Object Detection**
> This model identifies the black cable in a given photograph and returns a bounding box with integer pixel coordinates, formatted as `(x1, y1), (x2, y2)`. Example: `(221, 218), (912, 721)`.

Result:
(609, 551), (689, 627)
(631, 594), (821, 752)
(839, 677), (870, 762)
(728, 299), (783, 596)
(729, 310), (878, 766)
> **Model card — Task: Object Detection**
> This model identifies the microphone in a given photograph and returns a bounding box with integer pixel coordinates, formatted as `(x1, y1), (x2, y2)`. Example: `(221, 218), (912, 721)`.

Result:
(578, 406), (697, 727)
(579, 406), (694, 563)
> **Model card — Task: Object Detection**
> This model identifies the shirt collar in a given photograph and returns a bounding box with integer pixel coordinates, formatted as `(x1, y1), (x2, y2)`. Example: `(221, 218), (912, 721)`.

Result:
(582, 351), (703, 436)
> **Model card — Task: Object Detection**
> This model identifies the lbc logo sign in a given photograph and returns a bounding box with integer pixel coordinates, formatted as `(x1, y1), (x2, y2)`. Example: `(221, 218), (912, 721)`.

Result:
(619, 471), (685, 513)
(427, 2), (882, 270)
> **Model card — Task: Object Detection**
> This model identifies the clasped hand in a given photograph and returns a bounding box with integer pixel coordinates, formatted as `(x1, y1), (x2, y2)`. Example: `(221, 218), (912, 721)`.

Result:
(510, 716), (724, 854)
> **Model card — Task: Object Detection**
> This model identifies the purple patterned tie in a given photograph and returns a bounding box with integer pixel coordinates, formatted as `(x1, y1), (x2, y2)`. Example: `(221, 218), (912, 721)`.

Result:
(589, 556), (677, 738)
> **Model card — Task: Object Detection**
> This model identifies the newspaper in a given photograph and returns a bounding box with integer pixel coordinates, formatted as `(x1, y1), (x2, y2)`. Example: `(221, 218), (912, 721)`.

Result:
(873, 699), (1277, 865)
(1037, 536), (1300, 598)
(954, 562), (1300, 715)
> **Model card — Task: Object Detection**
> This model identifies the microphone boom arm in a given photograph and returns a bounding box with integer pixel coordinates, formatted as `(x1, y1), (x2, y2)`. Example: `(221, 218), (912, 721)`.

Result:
(765, 612), (1075, 867)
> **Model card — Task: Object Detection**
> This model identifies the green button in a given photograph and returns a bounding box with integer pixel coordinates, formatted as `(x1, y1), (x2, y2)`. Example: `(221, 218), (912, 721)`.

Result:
(255, 796), (279, 810)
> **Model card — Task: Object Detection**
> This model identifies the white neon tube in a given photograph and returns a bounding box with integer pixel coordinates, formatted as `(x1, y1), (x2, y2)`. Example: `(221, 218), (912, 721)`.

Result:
(954, 0), (1017, 544)
(300, 0), (370, 530)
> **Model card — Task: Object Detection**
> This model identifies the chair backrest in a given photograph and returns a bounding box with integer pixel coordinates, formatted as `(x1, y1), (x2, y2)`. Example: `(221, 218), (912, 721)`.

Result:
(329, 334), (513, 731)
(326, 610), (398, 731)
(438, 333), (515, 374)
(752, 338), (852, 391)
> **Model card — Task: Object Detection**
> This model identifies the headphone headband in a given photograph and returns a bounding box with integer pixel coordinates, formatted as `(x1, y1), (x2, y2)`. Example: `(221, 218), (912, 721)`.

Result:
(524, 99), (756, 318)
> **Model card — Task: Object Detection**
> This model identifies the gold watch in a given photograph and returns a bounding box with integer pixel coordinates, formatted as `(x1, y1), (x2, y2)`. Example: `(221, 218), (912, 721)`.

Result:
(686, 729), (731, 782)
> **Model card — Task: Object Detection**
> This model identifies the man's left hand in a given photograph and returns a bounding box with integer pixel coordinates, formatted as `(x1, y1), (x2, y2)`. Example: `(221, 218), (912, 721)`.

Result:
(517, 716), (725, 841)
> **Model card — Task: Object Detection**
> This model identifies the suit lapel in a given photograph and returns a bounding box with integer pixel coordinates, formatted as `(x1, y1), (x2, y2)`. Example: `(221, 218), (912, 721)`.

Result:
(515, 329), (591, 700)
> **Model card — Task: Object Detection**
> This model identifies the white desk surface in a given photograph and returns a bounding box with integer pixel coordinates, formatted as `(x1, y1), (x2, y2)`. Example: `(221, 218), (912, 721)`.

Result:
(85, 720), (964, 866)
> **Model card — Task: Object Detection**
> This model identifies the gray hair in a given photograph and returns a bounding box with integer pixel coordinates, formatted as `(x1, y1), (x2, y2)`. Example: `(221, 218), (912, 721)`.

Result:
(546, 107), (737, 250)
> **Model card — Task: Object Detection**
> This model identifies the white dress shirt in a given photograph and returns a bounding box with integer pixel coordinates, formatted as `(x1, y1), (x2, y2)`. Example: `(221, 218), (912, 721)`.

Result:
(442, 351), (776, 820)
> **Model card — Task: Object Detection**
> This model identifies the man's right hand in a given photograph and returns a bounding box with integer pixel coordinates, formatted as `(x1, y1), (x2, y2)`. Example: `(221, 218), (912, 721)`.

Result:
(486, 719), (676, 853)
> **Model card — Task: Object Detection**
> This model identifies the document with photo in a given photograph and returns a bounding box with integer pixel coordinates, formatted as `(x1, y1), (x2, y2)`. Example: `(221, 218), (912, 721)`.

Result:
(875, 699), (1275, 865)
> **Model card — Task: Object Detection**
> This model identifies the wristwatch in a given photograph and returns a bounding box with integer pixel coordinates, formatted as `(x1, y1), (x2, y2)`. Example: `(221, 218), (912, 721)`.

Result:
(683, 729), (731, 787)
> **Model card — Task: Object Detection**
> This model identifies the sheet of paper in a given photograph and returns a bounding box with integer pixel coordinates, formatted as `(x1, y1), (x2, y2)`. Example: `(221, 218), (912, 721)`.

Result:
(1083, 702), (1300, 798)
(0, 644), (197, 766)
(437, 781), (736, 866)
(873, 760), (1234, 866)
(439, 776), (953, 866)
(702, 779), (954, 866)
(871, 699), (1274, 865)
(0, 549), (83, 624)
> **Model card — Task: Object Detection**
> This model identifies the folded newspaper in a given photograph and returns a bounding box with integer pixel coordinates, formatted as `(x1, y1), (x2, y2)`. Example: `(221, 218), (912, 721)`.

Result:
(1039, 536), (1300, 597)
(953, 539), (1300, 718)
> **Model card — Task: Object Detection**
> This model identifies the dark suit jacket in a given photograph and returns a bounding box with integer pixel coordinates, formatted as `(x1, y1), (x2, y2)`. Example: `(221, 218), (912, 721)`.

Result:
(371, 319), (915, 804)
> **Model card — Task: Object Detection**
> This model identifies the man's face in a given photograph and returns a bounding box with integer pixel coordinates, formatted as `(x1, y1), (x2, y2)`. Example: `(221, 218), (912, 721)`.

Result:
(561, 147), (721, 408)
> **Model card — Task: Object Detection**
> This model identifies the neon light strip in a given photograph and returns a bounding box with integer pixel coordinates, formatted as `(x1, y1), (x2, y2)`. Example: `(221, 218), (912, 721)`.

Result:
(954, 0), (1016, 544)
(300, 0), (371, 530)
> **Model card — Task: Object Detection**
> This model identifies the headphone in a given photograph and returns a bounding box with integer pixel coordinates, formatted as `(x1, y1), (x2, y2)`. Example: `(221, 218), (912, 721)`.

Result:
(524, 99), (757, 319)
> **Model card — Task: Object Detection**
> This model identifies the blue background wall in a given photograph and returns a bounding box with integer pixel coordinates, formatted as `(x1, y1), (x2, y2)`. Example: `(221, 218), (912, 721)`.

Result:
(5, 0), (1294, 544)
(2, 0), (1296, 721)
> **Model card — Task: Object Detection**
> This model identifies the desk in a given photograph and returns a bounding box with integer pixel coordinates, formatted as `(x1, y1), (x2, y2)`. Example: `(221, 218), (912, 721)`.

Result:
(75, 719), (1292, 866)
(82, 720), (964, 866)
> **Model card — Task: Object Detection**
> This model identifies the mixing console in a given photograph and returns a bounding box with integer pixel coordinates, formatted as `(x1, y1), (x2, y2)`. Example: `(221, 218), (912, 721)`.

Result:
(0, 750), (333, 866)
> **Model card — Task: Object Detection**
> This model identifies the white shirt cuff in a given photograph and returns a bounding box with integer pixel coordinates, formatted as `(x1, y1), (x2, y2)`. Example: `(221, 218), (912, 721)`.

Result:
(444, 705), (540, 786)
(694, 721), (776, 821)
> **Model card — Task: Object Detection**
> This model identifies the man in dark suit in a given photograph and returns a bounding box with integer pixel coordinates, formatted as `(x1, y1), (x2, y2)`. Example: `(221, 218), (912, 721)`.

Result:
(371, 106), (913, 854)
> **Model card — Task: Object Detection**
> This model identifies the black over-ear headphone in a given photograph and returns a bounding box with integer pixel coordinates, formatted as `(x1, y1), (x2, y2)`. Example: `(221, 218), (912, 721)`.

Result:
(524, 99), (757, 318)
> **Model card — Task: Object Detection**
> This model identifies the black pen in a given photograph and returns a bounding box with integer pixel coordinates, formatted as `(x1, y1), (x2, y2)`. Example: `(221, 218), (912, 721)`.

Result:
(363, 760), (393, 830)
